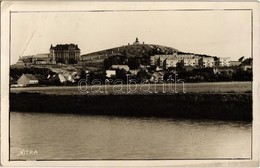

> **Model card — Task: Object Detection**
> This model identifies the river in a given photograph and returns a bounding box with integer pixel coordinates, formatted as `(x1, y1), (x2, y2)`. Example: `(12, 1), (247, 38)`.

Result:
(10, 112), (251, 160)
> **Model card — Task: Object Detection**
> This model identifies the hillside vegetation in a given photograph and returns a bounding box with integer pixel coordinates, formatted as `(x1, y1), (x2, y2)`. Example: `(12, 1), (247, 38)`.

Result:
(82, 44), (180, 58)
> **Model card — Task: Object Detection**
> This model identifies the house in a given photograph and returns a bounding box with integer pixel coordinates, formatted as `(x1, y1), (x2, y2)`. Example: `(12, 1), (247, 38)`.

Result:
(183, 65), (194, 71)
(213, 67), (234, 75)
(240, 65), (252, 71)
(150, 55), (160, 66)
(183, 58), (196, 67)
(152, 54), (177, 67)
(17, 74), (39, 86)
(150, 72), (164, 82)
(50, 44), (81, 64)
(106, 70), (116, 78)
(35, 59), (48, 64)
(111, 65), (130, 71)
(176, 53), (194, 61)
(163, 57), (178, 69)
(216, 57), (231, 67)
(230, 61), (241, 67)
(17, 55), (34, 65)
(33, 53), (54, 64)
(129, 70), (139, 76)
(199, 57), (215, 67)
(16, 59), (25, 66)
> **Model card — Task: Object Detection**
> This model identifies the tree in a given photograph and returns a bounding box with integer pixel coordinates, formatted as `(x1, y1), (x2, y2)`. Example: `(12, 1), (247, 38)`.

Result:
(238, 56), (245, 62)
(116, 69), (127, 81)
(104, 58), (110, 69)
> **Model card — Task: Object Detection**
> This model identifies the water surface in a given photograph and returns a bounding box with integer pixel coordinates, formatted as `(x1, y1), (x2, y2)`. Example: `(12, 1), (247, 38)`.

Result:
(10, 112), (251, 160)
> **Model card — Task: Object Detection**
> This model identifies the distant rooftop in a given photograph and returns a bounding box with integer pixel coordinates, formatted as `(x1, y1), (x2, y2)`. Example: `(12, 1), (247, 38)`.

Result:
(50, 44), (80, 50)
(23, 74), (38, 80)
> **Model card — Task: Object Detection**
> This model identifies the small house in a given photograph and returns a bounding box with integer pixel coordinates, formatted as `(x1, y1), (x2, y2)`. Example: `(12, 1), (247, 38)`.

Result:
(240, 65), (252, 71)
(111, 65), (130, 71)
(17, 74), (39, 86)
(150, 72), (164, 82)
(106, 70), (116, 78)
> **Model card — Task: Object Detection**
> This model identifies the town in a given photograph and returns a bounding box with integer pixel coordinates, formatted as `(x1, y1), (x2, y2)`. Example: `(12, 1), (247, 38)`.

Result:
(10, 38), (252, 87)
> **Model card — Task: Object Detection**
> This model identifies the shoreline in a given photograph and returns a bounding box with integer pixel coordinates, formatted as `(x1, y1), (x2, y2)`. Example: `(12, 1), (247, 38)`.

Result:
(10, 92), (252, 121)
(10, 81), (252, 95)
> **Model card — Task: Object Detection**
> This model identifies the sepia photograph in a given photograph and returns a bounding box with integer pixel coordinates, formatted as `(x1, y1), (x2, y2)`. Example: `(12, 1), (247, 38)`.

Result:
(1, 1), (259, 167)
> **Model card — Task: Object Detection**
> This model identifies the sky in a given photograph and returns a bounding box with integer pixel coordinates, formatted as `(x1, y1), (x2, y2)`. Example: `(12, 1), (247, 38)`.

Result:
(11, 10), (251, 64)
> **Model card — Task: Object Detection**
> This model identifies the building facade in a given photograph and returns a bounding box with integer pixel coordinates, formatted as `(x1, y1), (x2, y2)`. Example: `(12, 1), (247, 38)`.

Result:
(199, 57), (215, 67)
(230, 61), (241, 67)
(17, 74), (39, 86)
(183, 57), (199, 67)
(50, 44), (81, 64)
(152, 53), (202, 69)
(163, 57), (178, 69)
(217, 57), (231, 67)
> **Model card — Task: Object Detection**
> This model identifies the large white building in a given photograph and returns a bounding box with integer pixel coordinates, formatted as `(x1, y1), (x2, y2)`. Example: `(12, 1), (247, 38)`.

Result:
(151, 53), (200, 69)
(150, 53), (231, 69)
(176, 53), (194, 61)
(217, 57), (231, 67)
(150, 55), (160, 66)
(150, 54), (176, 67)
(199, 57), (215, 67)
(163, 57), (179, 69)
(183, 56), (200, 67)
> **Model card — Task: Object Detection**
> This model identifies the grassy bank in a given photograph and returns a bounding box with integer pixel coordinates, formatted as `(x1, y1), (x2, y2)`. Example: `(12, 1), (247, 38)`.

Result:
(10, 92), (252, 121)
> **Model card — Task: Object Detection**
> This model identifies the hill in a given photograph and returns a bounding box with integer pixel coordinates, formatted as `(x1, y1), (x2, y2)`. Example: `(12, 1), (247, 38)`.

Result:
(81, 44), (180, 59)
(81, 43), (183, 69)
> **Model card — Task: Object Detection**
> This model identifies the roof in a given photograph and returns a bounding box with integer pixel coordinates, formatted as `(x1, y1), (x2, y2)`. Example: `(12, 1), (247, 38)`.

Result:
(35, 53), (49, 58)
(166, 57), (178, 60)
(21, 55), (34, 59)
(23, 74), (38, 80)
(111, 65), (130, 69)
(153, 72), (164, 76)
(51, 44), (80, 50)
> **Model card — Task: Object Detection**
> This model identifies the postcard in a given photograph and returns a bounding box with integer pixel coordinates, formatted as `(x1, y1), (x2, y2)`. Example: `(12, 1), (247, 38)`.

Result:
(1, 1), (259, 167)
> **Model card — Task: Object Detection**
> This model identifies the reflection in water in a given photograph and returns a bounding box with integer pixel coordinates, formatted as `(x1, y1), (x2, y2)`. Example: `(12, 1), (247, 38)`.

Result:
(10, 112), (251, 160)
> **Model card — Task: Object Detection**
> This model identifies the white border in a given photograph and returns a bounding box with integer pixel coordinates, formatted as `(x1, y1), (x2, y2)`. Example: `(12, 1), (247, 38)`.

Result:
(1, 1), (259, 167)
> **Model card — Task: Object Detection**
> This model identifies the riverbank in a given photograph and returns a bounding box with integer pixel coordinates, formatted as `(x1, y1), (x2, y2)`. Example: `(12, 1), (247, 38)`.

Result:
(10, 92), (252, 121)
(10, 81), (252, 95)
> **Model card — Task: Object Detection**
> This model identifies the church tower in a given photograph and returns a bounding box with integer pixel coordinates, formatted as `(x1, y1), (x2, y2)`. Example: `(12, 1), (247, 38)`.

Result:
(133, 37), (140, 45)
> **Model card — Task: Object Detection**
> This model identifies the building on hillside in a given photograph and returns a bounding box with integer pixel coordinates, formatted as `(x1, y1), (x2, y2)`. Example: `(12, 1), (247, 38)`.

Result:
(150, 72), (164, 82)
(183, 65), (195, 71)
(33, 53), (54, 64)
(230, 61), (241, 67)
(216, 57), (231, 67)
(17, 74), (39, 86)
(150, 55), (160, 66)
(158, 55), (170, 67)
(183, 57), (199, 67)
(106, 70), (116, 78)
(111, 65), (130, 71)
(51, 74), (67, 83)
(133, 37), (140, 45)
(240, 65), (252, 71)
(213, 67), (234, 75)
(163, 57), (178, 69)
(82, 54), (107, 61)
(176, 53), (194, 61)
(199, 57), (215, 67)
(16, 59), (25, 66)
(151, 54), (177, 67)
(17, 55), (34, 65)
(50, 44), (81, 64)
